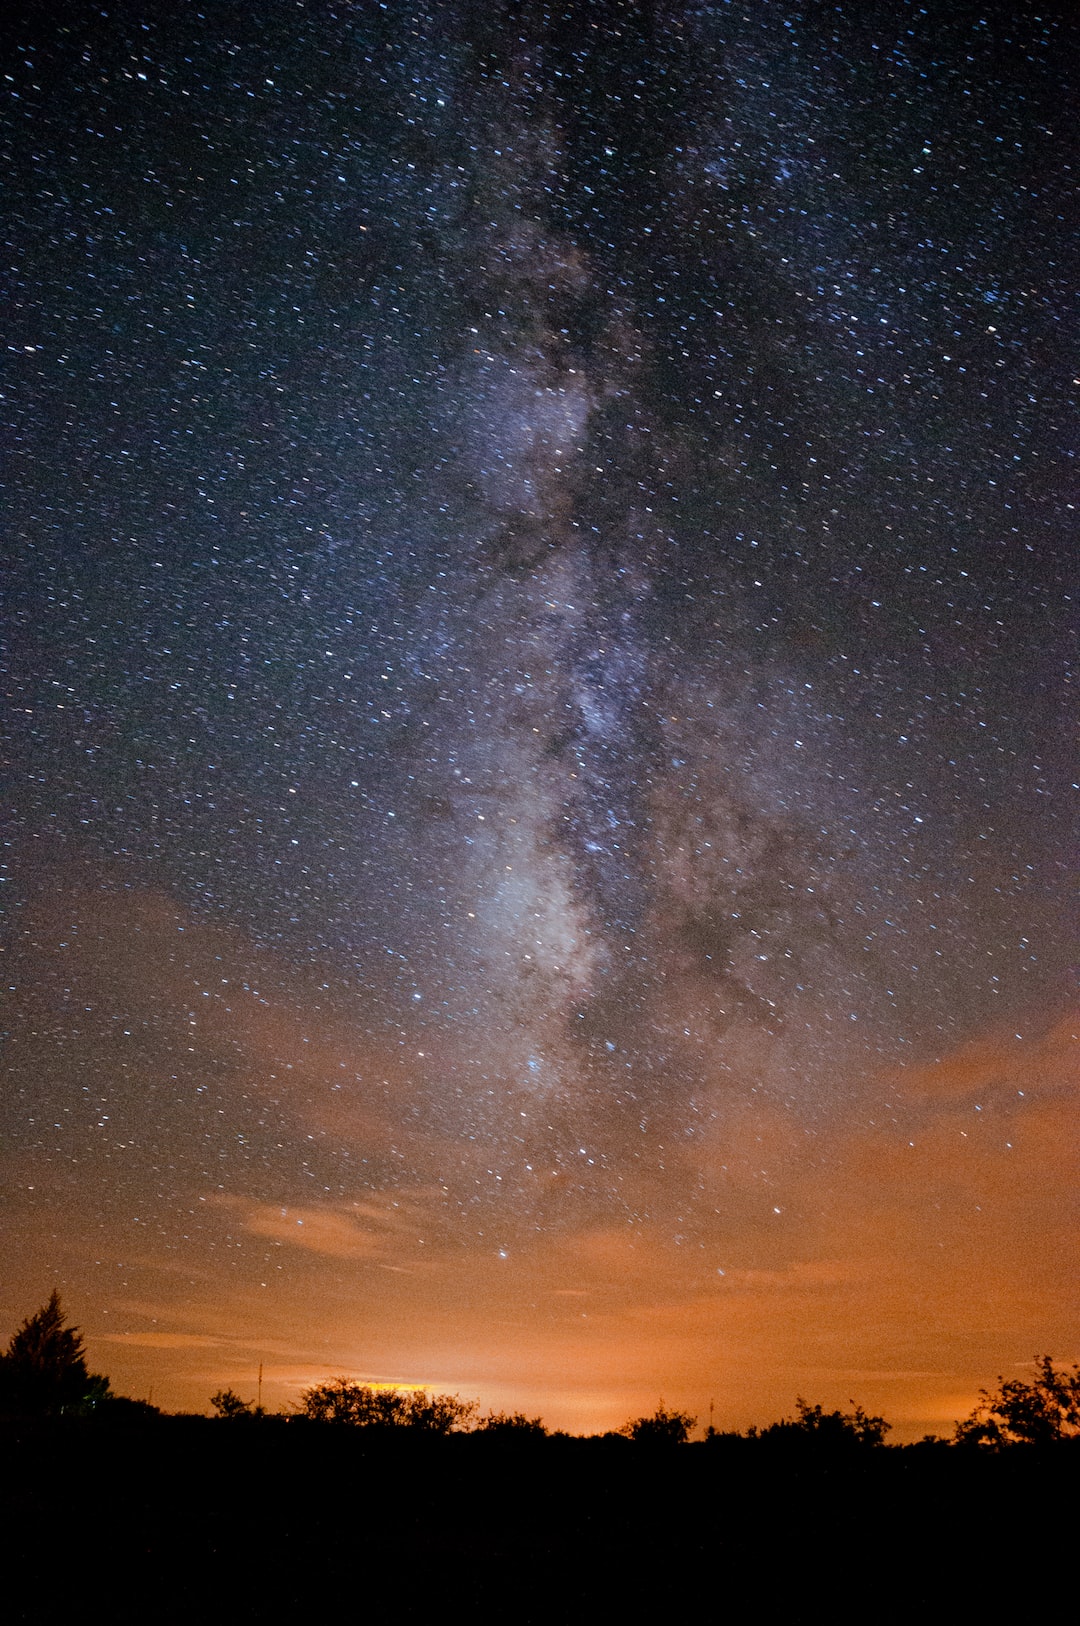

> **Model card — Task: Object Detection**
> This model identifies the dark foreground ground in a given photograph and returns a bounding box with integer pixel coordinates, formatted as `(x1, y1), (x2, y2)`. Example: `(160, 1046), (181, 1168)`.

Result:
(4, 1419), (1072, 1622)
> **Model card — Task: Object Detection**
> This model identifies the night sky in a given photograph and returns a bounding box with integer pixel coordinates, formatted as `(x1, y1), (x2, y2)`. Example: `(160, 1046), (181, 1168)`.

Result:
(4, 0), (1076, 1435)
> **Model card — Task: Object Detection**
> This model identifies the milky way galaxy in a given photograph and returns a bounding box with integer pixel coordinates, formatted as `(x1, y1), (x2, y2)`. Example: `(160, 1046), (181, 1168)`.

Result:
(4, 1), (1076, 1434)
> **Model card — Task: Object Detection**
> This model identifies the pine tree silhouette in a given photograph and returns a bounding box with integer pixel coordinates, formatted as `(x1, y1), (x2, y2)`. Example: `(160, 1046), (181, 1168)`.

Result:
(0, 1290), (103, 1415)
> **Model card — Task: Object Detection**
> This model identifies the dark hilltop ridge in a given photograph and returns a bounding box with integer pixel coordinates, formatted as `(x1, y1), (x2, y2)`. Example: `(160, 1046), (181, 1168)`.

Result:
(3, 1296), (1076, 1622)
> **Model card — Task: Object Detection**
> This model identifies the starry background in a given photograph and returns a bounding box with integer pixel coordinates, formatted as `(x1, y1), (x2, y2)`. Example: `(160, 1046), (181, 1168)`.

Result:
(3, 0), (1076, 1434)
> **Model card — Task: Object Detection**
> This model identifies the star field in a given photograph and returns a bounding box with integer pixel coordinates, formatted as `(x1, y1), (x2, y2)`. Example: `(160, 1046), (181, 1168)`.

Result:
(3, 1), (1076, 1432)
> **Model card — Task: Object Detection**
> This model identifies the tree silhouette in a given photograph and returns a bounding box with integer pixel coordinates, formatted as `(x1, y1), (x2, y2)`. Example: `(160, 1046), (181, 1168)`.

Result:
(298, 1377), (476, 1431)
(752, 1398), (890, 1448)
(954, 1356), (1080, 1446)
(404, 1389), (477, 1434)
(620, 1401), (696, 1444)
(210, 1388), (265, 1420)
(477, 1410), (548, 1436)
(299, 1378), (407, 1425)
(0, 1290), (110, 1416)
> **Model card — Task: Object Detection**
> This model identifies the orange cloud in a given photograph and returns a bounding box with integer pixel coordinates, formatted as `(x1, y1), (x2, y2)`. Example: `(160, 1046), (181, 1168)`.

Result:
(98, 1331), (228, 1350)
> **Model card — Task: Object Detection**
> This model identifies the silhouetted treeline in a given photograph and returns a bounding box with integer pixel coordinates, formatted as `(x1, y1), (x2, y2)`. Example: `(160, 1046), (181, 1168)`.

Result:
(4, 1294), (1079, 1451)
